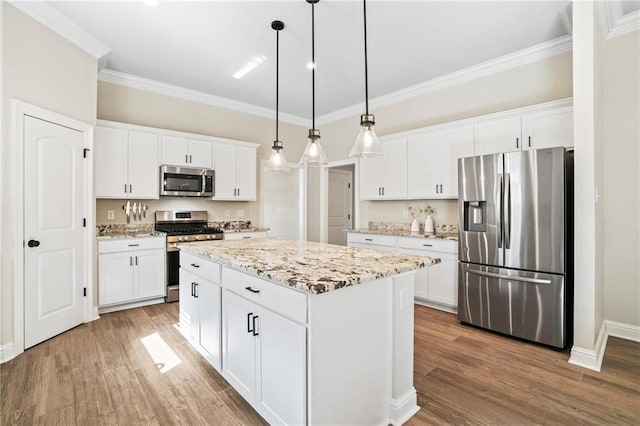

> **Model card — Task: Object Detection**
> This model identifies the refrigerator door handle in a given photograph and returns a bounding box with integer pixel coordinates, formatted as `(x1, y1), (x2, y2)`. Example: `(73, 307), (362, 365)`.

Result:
(466, 268), (552, 285)
(504, 173), (511, 249)
(497, 173), (503, 249)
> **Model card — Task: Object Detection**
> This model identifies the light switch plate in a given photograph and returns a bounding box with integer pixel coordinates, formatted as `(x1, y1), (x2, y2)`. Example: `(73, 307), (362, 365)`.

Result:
(107, 210), (115, 220)
(237, 209), (245, 218)
(225, 210), (231, 218)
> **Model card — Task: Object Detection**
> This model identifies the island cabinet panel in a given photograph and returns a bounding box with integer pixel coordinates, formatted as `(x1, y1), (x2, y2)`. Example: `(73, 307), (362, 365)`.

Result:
(222, 277), (306, 426)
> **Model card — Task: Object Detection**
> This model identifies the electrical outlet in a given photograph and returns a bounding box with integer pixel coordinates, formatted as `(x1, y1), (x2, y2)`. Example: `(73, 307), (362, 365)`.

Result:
(402, 210), (409, 219)
(237, 209), (245, 218)
(107, 210), (115, 220)
(225, 210), (231, 218)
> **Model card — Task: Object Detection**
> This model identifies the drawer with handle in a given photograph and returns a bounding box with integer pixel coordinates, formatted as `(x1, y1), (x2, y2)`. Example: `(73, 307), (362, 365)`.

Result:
(396, 236), (457, 253)
(223, 266), (307, 324)
(346, 232), (396, 247)
(181, 251), (221, 284)
(98, 236), (165, 254)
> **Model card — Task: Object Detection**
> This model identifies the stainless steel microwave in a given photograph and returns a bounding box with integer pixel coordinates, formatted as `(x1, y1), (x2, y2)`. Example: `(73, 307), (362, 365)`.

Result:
(159, 165), (214, 197)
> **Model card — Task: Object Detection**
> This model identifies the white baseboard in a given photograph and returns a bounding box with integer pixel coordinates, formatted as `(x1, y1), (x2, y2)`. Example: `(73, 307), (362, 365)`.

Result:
(98, 297), (165, 314)
(606, 320), (640, 342)
(569, 319), (640, 372)
(569, 321), (608, 372)
(388, 387), (420, 426)
(91, 306), (100, 322)
(0, 342), (17, 364)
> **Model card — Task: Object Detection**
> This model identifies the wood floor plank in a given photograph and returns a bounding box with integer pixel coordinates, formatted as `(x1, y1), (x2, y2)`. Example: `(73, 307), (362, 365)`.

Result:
(2, 303), (638, 425)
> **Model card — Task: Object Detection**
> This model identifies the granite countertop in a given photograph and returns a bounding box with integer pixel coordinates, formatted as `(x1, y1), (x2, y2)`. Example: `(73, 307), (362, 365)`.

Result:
(96, 224), (166, 239)
(347, 228), (458, 241)
(179, 238), (440, 294)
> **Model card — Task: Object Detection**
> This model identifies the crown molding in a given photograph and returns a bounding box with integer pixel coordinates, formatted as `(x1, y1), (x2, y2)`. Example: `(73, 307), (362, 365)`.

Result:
(8, 1), (111, 63)
(98, 69), (308, 127)
(316, 35), (573, 126)
(598, 0), (640, 39)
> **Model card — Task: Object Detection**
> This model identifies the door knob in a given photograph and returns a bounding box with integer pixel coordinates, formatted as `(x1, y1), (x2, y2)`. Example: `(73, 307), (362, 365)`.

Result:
(27, 240), (40, 248)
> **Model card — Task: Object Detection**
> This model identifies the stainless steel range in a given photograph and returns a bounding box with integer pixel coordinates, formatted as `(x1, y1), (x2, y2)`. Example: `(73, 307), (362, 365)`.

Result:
(155, 211), (223, 302)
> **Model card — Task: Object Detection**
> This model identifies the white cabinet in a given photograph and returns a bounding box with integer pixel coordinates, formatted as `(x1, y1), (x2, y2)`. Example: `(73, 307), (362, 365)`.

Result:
(179, 251), (222, 368)
(161, 135), (213, 168)
(396, 237), (458, 311)
(95, 127), (160, 199)
(223, 231), (268, 241)
(523, 106), (574, 150)
(359, 137), (407, 200)
(213, 143), (257, 201)
(222, 273), (306, 425)
(346, 232), (396, 253)
(98, 237), (165, 310)
(408, 125), (474, 198)
(475, 104), (574, 155)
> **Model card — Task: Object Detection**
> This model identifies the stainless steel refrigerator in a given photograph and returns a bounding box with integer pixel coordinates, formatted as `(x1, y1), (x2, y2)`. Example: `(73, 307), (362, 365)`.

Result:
(457, 147), (573, 349)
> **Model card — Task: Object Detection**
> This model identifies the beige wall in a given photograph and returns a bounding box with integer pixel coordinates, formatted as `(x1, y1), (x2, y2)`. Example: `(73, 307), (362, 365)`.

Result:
(313, 51), (573, 236)
(602, 31), (640, 327)
(1, 4), (98, 347)
(96, 81), (308, 225)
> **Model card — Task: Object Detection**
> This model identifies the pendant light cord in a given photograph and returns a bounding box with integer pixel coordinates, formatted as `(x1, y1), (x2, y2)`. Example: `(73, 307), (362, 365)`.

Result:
(312, 1), (316, 129)
(363, 0), (369, 115)
(276, 28), (280, 142)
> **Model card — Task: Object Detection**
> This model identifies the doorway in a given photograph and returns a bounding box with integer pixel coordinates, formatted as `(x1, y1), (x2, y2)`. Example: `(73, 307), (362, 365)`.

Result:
(320, 160), (358, 245)
(9, 101), (93, 359)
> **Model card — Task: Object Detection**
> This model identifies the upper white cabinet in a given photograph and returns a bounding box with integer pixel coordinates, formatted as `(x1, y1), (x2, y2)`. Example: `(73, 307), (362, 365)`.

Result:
(95, 127), (159, 199)
(523, 106), (574, 150)
(407, 124), (474, 198)
(475, 102), (574, 155)
(359, 137), (407, 200)
(161, 135), (213, 168)
(213, 143), (257, 201)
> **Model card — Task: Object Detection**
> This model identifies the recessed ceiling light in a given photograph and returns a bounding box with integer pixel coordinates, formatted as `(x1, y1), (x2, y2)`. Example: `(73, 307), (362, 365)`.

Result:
(307, 62), (316, 69)
(144, 0), (159, 7)
(233, 56), (267, 79)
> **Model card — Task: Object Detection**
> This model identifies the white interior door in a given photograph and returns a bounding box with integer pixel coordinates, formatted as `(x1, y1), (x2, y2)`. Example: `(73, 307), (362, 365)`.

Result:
(23, 115), (86, 348)
(327, 169), (353, 246)
(261, 162), (305, 240)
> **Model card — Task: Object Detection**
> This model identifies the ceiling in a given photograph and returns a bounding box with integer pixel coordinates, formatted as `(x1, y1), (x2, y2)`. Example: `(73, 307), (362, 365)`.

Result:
(41, 1), (628, 121)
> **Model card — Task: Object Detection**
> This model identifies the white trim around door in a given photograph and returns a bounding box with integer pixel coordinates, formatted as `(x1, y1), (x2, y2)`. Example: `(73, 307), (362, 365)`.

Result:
(6, 100), (95, 362)
(319, 159), (359, 244)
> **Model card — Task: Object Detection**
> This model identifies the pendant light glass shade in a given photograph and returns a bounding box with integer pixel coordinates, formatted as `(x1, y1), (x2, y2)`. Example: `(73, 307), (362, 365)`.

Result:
(265, 140), (289, 172)
(299, 0), (328, 166)
(350, 114), (383, 158)
(349, 0), (383, 159)
(266, 20), (290, 172)
(300, 129), (328, 165)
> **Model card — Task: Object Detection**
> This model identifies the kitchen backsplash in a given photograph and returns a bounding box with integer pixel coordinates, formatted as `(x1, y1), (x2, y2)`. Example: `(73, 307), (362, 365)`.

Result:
(96, 220), (254, 236)
(358, 199), (458, 229)
(95, 198), (259, 225)
(367, 221), (458, 235)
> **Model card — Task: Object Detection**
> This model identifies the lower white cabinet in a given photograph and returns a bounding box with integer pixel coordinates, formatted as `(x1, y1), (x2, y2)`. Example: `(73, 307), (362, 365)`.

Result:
(222, 290), (306, 425)
(347, 232), (458, 311)
(98, 236), (165, 310)
(179, 251), (222, 369)
(223, 231), (268, 241)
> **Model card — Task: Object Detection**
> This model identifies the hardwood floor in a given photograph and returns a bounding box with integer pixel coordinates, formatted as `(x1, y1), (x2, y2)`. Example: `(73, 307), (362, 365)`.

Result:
(1, 303), (638, 425)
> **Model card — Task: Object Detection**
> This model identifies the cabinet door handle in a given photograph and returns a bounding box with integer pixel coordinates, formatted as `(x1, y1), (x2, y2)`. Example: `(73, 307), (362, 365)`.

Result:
(135, 256), (138, 266)
(185, 154), (188, 163)
(365, 238), (373, 242)
(128, 244), (139, 247)
(129, 184), (132, 193)
(516, 137), (519, 149)
(194, 282), (198, 298)
(237, 188), (240, 197)
(245, 286), (260, 294)
(242, 236), (251, 239)
(191, 263), (200, 268)
(130, 256), (133, 266)
(191, 282), (195, 297)
(189, 154), (192, 163)
(435, 184), (439, 194)
(423, 244), (433, 247)
(247, 312), (254, 333)
(439, 184), (443, 193)
(252, 315), (259, 336)
(528, 136), (531, 147)
(382, 187), (385, 196)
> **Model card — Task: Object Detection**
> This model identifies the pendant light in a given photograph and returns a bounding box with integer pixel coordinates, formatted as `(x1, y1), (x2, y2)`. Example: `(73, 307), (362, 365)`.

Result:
(265, 20), (290, 172)
(299, 0), (328, 166)
(349, 0), (383, 158)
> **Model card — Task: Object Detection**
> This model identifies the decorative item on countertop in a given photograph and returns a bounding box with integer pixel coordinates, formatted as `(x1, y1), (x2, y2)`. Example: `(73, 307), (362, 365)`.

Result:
(422, 205), (435, 234)
(122, 200), (149, 223)
(408, 206), (420, 232)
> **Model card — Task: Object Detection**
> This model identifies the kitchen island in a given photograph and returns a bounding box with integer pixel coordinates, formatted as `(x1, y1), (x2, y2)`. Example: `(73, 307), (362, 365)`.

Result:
(177, 238), (439, 425)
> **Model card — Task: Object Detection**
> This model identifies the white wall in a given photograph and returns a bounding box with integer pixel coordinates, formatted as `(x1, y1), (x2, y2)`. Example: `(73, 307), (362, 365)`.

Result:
(96, 81), (308, 225)
(602, 31), (640, 327)
(1, 3), (98, 348)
